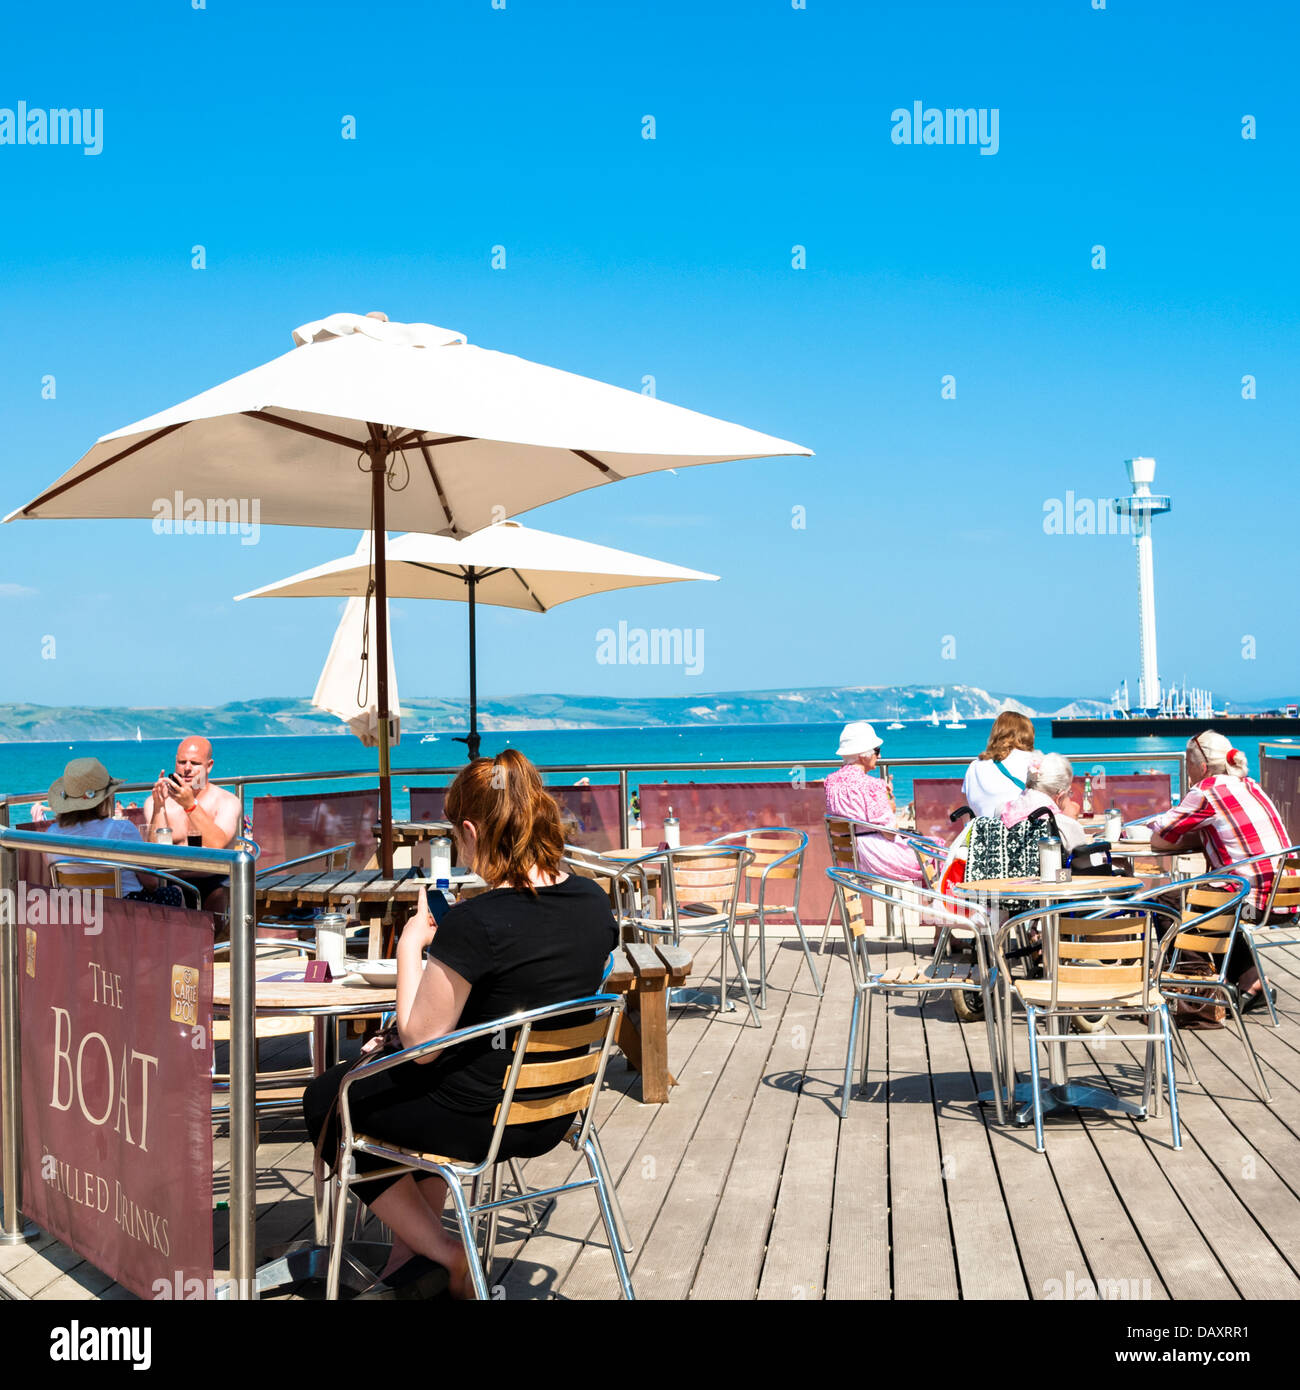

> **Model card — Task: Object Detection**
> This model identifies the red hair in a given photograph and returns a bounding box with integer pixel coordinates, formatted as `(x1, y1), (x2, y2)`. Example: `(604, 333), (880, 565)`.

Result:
(444, 749), (566, 894)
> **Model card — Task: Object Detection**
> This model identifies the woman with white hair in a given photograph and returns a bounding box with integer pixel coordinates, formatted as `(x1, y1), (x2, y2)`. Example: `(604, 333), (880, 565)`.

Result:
(824, 721), (925, 883)
(1150, 731), (1291, 1011)
(1000, 752), (1087, 851)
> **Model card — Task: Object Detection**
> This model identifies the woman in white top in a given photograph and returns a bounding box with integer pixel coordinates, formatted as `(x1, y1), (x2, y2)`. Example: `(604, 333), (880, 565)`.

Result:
(962, 711), (1037, 818)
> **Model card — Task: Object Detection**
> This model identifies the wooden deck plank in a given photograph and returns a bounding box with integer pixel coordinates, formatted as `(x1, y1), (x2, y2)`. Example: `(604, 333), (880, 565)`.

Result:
(919, 987), (1030, 1300)
(881, 938), (960, 1300)
(621, 941), (808, 1301)
(1098, 1027), (1300, 1299)
(16, 933), (1300, 1304)
(951, 986), (1095, 1302)
(755, 941), (851, 1300)
(689, 945), (826, 1300)
(564, 943), (802, 1300)
(825, 979), (891, 1299)
(499, 941), (732, 1299)
(1048, 1035), (1238, 1300)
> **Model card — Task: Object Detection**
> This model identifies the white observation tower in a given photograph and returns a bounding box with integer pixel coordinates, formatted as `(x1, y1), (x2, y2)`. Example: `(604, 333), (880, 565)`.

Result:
(1111, 456), (1171, 713)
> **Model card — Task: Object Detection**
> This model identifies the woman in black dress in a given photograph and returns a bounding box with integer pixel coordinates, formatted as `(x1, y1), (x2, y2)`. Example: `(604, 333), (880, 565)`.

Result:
(303, 749), (617, 1297)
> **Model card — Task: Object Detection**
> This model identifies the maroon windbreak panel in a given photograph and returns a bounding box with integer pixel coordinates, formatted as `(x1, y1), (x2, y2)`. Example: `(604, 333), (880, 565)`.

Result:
(251, 787), (380, 869)
(19, 893), (214, 1300)
(410, 783), (623, 855)
(912, 773), (1173, 843)
(637, 781), (833, 921)
(1260, 747), (1300, 844)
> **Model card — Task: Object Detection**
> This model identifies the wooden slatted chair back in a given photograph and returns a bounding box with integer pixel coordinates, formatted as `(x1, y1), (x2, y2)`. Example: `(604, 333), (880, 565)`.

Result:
(668, 849), (747, 914)
(825, 817), (857, 871)
(1268, 855), (1300, 912)
(496, 1012), (614, 1128)
(743, 830), (804, 881)
(1172, 886), (1240, 956)
(838, 879), (869, 940)
(1055, 913), (1149, 989)
(50, 861), (121, 895)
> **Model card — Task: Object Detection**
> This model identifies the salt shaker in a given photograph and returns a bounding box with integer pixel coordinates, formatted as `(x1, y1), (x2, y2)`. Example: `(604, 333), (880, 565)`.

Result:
(431, 835), (453, 884)
(315, 911), (348, 970)
(664, 807), (681, 849)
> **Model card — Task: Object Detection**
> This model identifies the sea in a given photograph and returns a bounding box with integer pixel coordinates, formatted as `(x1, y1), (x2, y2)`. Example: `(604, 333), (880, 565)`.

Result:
(2, 720), (1293, 822)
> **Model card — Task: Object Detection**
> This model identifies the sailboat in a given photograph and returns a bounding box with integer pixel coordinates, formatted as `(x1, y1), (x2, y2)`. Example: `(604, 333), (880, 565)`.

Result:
(887, 703), (904, 731)
(135, 726), (142, 742)
(927, 709), (941, 727)
(944, 701), (966, 730)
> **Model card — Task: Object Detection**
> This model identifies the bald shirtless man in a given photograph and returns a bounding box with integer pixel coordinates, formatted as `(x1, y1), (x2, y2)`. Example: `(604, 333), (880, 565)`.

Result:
(144, 735), (241, 910)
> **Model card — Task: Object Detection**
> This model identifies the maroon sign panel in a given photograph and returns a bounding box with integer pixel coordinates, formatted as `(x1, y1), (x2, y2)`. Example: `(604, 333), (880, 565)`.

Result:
(19, 893), (214, 1301)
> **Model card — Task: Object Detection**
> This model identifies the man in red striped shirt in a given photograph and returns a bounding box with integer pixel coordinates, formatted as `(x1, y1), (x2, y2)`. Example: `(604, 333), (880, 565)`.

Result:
(1151, 731), (1292, 1010)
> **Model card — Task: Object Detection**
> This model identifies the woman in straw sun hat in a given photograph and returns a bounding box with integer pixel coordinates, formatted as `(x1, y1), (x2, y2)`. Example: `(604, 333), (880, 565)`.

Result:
(824, 721), (925, 884)
(42, 757), (180, 904)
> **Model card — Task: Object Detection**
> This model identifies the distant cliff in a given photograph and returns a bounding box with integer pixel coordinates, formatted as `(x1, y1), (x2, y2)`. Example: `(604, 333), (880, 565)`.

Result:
(0, 684), (1123, 741)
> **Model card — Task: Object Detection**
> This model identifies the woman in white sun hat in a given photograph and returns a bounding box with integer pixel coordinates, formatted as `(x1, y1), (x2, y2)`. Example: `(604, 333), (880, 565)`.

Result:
(824, 722), (925, 883)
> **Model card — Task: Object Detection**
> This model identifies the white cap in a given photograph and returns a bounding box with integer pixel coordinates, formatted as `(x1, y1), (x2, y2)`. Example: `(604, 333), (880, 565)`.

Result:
(837, 721), (883, 757)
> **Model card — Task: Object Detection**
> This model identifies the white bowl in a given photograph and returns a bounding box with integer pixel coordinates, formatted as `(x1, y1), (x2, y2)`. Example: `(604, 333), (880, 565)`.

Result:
(351, 959), (399, 986)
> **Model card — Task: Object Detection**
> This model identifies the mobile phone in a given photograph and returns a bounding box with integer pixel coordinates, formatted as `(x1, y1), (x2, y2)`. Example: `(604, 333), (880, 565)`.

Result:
(425, 887), (452, 924)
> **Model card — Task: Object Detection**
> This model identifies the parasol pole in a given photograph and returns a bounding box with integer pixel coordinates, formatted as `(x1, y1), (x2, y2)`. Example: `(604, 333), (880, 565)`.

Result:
(367, 426), (395, 877)
(456, 566), (482, 761)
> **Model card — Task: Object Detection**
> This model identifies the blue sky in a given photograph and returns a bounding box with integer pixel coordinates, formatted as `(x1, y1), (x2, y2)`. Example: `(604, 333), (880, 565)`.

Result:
(1, 0), (1296, 710)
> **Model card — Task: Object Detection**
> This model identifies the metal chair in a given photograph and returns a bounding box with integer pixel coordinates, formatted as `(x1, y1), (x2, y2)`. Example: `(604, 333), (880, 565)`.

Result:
(49, 857), (202, 907)
(324, 995), (633, 1301)
(826, 867), (1006, 1122)
(1223, 844), (1300, 1027)
(992, 897), (1183, 1153)
(707, 828), (821, 1007)
(561, 844), (649, 929)
(1134, 873), (1271, 1103)
(626, 844), (760, 1027)
(820, 815), (941, 952)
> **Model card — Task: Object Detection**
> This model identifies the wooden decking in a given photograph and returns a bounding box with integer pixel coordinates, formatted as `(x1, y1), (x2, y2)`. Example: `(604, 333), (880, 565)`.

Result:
(5, 926), (1300, 1301)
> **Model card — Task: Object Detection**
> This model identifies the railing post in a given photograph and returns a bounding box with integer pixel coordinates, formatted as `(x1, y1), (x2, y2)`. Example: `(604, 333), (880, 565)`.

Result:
(227, 850), (257, 1298)
(0, 836), (27, 1245)
(619, 769), (629, 847)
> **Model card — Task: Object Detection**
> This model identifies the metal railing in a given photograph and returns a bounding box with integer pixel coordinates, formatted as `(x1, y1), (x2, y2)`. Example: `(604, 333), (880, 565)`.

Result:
(1, 750), (1188, 851)
(0, 829), (258, 1299)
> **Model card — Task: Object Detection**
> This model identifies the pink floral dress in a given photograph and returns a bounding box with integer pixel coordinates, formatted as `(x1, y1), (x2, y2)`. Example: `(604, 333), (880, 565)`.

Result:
(824, 763), (925, 882)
